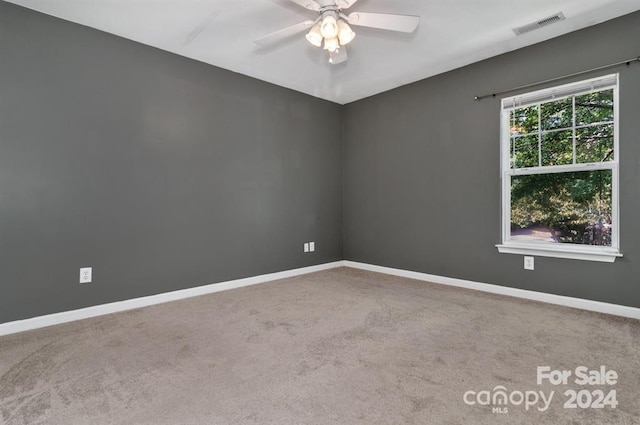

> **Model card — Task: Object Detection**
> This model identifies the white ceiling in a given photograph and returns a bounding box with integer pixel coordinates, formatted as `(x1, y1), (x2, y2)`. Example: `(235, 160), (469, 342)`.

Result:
(7, 0), (640, 104)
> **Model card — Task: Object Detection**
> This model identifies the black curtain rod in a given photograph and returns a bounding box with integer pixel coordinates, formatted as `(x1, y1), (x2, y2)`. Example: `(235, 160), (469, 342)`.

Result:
(473, 56), (640, 101)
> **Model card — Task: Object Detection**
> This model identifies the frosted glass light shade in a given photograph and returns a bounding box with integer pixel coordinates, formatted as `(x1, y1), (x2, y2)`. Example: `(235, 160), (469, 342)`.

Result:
(320, 15), (339, 39)
(323, 36), (339, 52)
(337, 20), (355, 45)
(305, 23), (323, 47)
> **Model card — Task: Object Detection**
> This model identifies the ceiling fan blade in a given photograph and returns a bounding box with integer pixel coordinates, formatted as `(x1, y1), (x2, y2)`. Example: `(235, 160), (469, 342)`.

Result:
(255, 20), (315, 46)
(347, 12), (419, 33)
(335, 0), (359, 10)
(329, 46), (348, 64)
(288, 0), (320, 12)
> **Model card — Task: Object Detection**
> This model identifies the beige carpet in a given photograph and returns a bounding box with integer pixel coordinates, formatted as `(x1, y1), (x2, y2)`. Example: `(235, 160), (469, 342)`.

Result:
(0, 267), (638, 425)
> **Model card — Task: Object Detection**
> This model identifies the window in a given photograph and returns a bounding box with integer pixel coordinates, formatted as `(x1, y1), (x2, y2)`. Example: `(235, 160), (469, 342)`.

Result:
(496, 74), (621, 262)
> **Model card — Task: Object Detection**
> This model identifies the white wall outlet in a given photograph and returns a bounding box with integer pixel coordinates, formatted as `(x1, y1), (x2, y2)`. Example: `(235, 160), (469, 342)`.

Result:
(524, 256), (534, 271)
(304, 243), (309, 253)
(309, 242), (315, 252)
(80, 267), (92, 283)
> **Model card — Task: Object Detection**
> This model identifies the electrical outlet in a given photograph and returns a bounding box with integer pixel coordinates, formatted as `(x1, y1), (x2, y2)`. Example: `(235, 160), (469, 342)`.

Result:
(304, 243), (309, 253)
(524, 256), (534, 271)
(80, 267), (92, 283)
(309, 242), (315, 252)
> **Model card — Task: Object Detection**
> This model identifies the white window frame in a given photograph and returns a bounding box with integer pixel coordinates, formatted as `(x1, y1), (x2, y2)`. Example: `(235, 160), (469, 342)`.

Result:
(496, 74), (622, 263)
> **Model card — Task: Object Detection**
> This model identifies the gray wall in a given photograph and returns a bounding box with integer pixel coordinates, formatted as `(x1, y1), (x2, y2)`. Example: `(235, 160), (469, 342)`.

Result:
(0, 2), (343, 323)
(343, 11), (640, 308)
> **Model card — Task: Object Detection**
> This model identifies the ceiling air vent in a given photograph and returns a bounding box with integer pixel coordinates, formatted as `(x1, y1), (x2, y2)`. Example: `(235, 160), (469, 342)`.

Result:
(513, 12), (565, 36)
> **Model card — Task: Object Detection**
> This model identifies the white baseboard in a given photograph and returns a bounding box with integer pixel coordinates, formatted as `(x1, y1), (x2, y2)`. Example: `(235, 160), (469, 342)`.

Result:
(2, 260), (637, 337)
(343, 261), (640, 320)
(0, 261), (344, 337)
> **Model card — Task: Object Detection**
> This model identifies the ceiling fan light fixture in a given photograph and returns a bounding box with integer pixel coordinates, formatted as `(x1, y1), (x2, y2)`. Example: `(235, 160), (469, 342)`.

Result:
(323, 36), (339, 52)
(305, 22), (323, 47)
(320, 14), (339, 39)
(255, 0), (421, 66)
(337, 20), (355, 45)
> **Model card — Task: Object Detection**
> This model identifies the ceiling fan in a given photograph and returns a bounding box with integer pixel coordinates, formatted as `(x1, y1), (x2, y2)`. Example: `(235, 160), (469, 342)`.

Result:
(255, 0), (420, 64)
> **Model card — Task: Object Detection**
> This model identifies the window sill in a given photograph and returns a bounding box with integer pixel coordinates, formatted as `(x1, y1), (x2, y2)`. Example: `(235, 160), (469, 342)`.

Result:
(496, 243), (622, 263)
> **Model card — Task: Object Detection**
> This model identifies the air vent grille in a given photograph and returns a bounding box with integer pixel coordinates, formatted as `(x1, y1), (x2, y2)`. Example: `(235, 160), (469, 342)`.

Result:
(513, 12), (565, 36)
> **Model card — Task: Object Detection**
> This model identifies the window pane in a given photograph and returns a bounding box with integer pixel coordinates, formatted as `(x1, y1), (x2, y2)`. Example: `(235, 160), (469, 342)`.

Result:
(576, 124), (614, 163)
(510, 170), (612, 246)
(512, 135), (538, 168)
(541, 98), (572, 131)
(510, 105), (538, 136)
(541, 130), (572, 166)
(575, 89), (614, 125)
